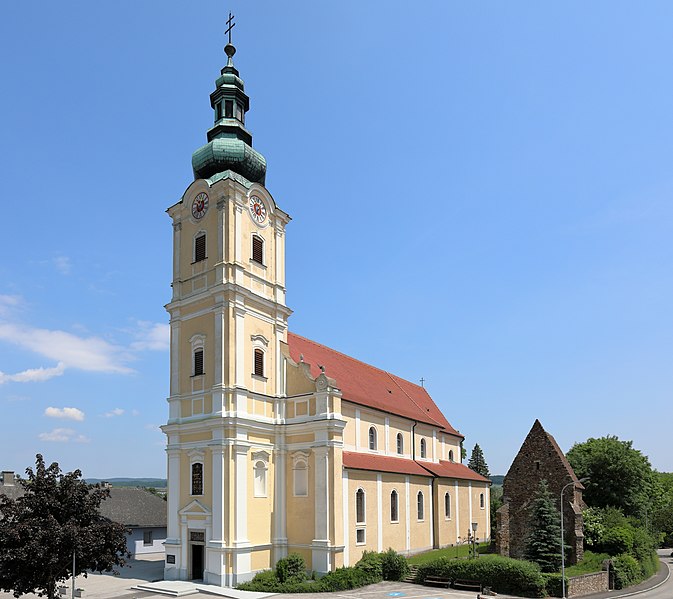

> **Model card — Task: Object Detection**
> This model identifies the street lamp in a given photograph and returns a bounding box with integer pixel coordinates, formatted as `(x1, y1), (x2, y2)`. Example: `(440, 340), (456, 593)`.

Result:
(560, 477), (589, 599)
(471, 522), (478, 558)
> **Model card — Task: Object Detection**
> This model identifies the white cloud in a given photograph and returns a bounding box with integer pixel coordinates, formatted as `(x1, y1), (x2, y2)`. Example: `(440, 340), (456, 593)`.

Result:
(0, 363), (66, 385)
(0, 295), (21, 317)
(0, 323), (134, 374)
(104, 408), (125, 418)
(38, 428), (90, 443)
(130, 321), (170, 352)
(144, 423), (162, 433)
(132, 409), (140, 416)
(45, 406), (85, 421)
(53, 256), (72, 275)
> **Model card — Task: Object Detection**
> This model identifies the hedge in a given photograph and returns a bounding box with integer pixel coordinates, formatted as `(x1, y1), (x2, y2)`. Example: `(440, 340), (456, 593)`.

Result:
(415, 555), (546, 597)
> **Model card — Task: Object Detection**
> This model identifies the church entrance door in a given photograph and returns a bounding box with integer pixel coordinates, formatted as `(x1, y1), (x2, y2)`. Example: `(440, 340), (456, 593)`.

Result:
(190, 544), (204, 580)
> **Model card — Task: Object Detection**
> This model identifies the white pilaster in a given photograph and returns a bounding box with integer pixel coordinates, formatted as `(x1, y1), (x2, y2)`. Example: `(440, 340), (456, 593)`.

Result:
(384, 417), (390, 455)
(170, 320), (180, 399)
(405, 476), (410, 552)
(355, 409), (361, 448)
(428, 480), (434, 547)
(272, 447), (288, 563)
(312, 446), (331, 573)
(468, 481), (473, 538)
(455, 481), (460, 541)
(342, 469), (349, 566)
(377, 473), (383, 551)
(234, 305), (246, 388)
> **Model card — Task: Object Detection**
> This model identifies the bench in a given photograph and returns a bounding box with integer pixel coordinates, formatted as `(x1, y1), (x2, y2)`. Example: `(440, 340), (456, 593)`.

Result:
(453, 579), (482, 592)
(423, 576), (451, 588)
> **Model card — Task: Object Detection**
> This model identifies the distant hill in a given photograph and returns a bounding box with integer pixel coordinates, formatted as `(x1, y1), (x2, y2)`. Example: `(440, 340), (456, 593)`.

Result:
(490, 475), (504, 486)
(86, 478), (167, 488)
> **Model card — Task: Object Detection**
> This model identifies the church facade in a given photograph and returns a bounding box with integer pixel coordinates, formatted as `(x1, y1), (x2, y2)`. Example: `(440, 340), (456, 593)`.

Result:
(162, 37), (490, 586)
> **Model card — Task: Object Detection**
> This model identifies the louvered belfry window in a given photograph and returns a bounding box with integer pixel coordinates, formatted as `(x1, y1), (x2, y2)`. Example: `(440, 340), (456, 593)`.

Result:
(194, 234), (206, 262)
(254, 349), (264, 377)
(191, 463), (203, 495)
(193, 349), (204, 376)
(252, 235), (264, 264)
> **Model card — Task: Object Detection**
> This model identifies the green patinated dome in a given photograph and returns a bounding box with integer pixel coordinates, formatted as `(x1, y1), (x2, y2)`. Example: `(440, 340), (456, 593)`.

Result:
(191, 42), (266, 185)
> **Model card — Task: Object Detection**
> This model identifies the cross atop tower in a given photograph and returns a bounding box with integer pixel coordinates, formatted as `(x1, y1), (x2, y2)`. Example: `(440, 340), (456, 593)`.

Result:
(225, 12), (236, 44)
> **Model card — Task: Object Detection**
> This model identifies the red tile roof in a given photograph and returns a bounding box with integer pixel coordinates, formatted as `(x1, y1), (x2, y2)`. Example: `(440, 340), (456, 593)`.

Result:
(420, 460), (491, 483)
(343, 452), (431, 477)
(287, 332), (461, 436)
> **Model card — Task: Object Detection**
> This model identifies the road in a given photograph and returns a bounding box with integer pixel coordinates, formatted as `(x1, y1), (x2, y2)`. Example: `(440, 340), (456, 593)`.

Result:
(633, 549), (672, 599)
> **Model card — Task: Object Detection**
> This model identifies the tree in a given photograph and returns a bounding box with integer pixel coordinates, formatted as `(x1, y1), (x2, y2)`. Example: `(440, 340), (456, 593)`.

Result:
(524, 479), (562, 573)
(467, 443), (490, 478)
(0, 455), (130, 599)
(566, 436), (656, 518)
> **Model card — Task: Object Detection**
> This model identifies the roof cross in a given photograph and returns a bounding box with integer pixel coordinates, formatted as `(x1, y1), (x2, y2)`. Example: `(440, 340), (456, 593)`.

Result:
(420, 377), (425, 387)
(225, 12), (236, 44)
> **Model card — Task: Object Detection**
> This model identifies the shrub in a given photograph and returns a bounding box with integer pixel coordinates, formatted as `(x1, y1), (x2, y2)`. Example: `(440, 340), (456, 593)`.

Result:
(600, 526), (634, 556)
(355, 551), (383, 579)
(276, 553), (307, 583)
(541, 573), (566, 597)
(612, 554), (641, 589)
(416, 555), (546, 597)
(319, 566), (378, 591)
(380, 548), (409, 581)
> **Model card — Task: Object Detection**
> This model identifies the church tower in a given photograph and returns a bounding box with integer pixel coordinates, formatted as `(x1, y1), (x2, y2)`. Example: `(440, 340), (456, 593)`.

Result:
(162, 29), (293, 584)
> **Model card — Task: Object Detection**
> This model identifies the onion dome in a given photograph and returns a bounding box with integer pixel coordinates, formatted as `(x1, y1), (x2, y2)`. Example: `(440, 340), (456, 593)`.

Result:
(192, 40), (267, 184)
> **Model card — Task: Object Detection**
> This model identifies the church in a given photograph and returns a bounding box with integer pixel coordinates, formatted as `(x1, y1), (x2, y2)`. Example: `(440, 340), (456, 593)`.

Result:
(161, 30), (491, 586)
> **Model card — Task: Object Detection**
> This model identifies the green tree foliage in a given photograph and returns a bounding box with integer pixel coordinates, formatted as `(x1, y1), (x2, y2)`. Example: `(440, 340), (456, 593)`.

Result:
(652, 472), (673, 546)
(523, 480), (562, 573)
(566, 436), (655, 518)
(467, 443), (490, 477)
(0, 455), (129, 599)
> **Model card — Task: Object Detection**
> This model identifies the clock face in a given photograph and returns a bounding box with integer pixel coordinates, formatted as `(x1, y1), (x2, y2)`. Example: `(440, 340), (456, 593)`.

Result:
(249, 196), (267, 224)
(191, 192), (209, 220)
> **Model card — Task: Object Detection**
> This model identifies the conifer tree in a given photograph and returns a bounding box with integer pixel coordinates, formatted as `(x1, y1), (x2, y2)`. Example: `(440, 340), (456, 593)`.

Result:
(467, 443), (490, 477)
(524, 479), (563, 573)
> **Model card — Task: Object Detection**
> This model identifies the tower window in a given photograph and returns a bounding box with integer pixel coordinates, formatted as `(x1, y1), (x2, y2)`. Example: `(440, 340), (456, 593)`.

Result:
(254, 348), (264, 377)
(445, 492), (451, 518)
(194, 234), (206, 262)
(236, 102), (244, 122)
(191, 463), (203, 496)
(356, 488), (365, 524)
(293, 460), (308, 497)
(420, 438), (427, 458)
(449, 449), (454, 462)
(216, 102), (223, 121)
(225, 100), (233, 118)
(368, 426), (377, 451)
(193, 349), (204, 376)
(417, 491), (424, 520)
(254, 461), (267, 497)
(480, 492), (485, 509)
(396, 433), (404, 455)
(390, 490), (399, 522)
(252, 235), (264, 265)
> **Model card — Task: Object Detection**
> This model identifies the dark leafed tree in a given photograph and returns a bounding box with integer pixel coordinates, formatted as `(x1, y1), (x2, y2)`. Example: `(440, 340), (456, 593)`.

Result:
(524, 479), (563, 573)
(0, 455), (130, 599)
(467, 443), (490, 478)
(566, 435), (655, 518)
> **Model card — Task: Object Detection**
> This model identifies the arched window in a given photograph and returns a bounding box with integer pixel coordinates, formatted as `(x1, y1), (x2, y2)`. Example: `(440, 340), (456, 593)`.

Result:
(396, 433), (404, 455)
(368, 426), (377, 450)
(252, 234), (264, 265)
(194, 233), (206, 262)
(448, 449), (454, 462)
(417, 491), (424, 520)
(193, 348), (204, 376)
(253, 348), (264, 377)
(444, 492), (451, 518)
(254, 461), (267, 497)
(191, 463), (203, 495)
(480, 493), (485, 509)
(293, 459), (308, 497)
(390, 490), (399, 522)
(420, 438), (427, 458)
(356, 488), (366, 524)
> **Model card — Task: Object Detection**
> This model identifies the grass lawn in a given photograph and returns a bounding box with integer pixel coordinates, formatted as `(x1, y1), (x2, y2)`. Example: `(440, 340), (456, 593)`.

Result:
(407, 542), (491, 565)
(564, 551), (611, 576)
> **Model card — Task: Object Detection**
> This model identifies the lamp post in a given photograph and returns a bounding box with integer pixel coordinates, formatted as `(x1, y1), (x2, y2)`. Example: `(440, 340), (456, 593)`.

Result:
(560, 477), (589, 599)
(471, 522), (478, 558)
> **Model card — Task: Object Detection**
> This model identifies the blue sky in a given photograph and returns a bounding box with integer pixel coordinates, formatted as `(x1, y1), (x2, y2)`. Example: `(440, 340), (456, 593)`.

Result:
(1, 2), (671, 478)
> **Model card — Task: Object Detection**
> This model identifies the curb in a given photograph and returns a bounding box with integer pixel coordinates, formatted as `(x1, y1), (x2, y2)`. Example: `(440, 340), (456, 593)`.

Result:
(589, 559), (670, 599)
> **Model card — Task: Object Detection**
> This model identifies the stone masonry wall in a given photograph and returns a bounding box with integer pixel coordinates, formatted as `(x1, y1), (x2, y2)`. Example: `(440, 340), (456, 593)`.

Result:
(497, 420), (585, 564)
(567, 572), (609, 597)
